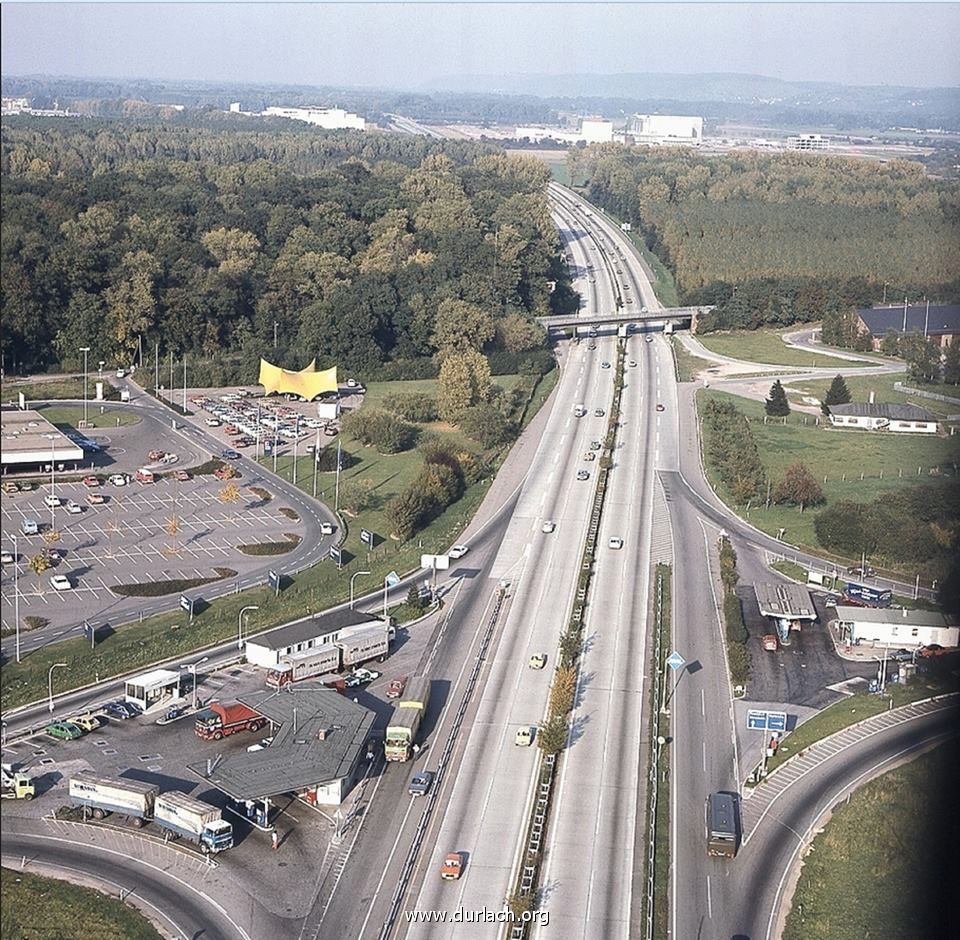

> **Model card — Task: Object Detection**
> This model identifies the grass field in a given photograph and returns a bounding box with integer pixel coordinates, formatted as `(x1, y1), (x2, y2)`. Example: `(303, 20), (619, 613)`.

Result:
(699, 389), (960, 554)
(695, 330), (873, 369)
(1, 866), (162, 940)
(1, 376), (120, 402)
(36, 404), (140, 429)
(671, 337), (715, 383)
(785, 371), (960, 418)
(782, 738), (960, 940)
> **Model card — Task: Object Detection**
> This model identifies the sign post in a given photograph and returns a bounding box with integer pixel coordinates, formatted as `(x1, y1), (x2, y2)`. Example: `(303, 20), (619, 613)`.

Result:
(746, 710), (787, 779)
(329, 544), (342, 570)
(268, 570), (281, 597)
(663, 650), (686, 715)
(179, 594), (194, 622)
(383, 570), (400, 619)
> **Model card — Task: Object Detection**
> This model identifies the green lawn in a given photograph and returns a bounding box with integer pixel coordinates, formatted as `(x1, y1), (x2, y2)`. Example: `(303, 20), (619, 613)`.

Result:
(782, 739), (960, 940)
(1, 866), (162, 940)
(699, 390), (960, 553)
(671, 337), (715, 383)
(785, 372), (960, 418)
(36, 404), (140, 429)
(695, 329), (874, 369)
(1, 376), (120, 402)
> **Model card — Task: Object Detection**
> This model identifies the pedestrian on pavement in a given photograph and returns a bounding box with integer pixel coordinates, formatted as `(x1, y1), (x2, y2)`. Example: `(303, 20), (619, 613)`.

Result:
(272, 830), (279, 851)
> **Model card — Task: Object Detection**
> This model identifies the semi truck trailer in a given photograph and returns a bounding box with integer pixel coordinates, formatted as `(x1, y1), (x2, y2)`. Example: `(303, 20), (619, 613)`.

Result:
(385, 677), (431, 762)
(266, 644), (340, 689)
(69, 772), (158, 826)
(153, 791), (234, 854)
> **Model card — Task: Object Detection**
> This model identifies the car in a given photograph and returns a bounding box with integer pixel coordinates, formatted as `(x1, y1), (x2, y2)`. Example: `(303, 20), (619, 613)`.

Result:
(387, 677), (408, 699)
(213, 466), (234, 481)
(890, 649), (915, 663)
(1, 550), (15, 564)
(19, 482), (35, 492)
(108, 473), (128, 486)
(656, 403), (665, 412)
(323, 426), (339, 437)
(20, 519), (39, 536)
(601, 362), (611, 370)
(320, 521), (335, 536)
(609, 537), (624, 550)
(824, 594), (839, 608)
(67, 713), (102, 733)
(587, 343), (597, 351)
(343, 674), (365, 689)
(116, 368), (126, 378)
(43, 494), (62, 508)
(440, 852), (465, 880)
(50, 574), (72, 591)
(515, 725), (535, 747)
(847, 565), (877, 577)
(205, 418), (221, 427)
(646, 336), (654, 343)
(628, 360), (637, 367)
(174, 470), (190, 482)
(82, 476), (100, 488)
(147, 449), (166, 461)
(231, 438), (251, 448)
(100, 701), (135, 720)
(352, 668), (381, 683)
(588, 328), (598, 337)
(46, 721), (83, 741)
(584, 452), (596, 461)
(2, 481), (19, 495)
(594, 408), (605, 417)
(590, 440), (601, 450)
(541, 520), (556, 534)
(346, 378), (360, 389)
(40, 547), (61, 565)
(919, 644), (947, 658)
(449, 545), (469, 560)
(65, 500), (83, 514)
(221, 449), (241, 460)
(529, 653), (547, 670)
(408, 770), (435, 796)
(86, 492), (106, 505)
(576, 470), (590, 481)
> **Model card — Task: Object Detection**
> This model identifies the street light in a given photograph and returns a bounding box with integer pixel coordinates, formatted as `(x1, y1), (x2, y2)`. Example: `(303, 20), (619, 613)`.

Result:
(350, 570), (371, 609)
(238, 605), (259, 650)
(180, 656), (209, 711)
(45, 433), (57, 530)
(273, 321), (279, 349)
(48, 662), (68, 713)
(11, 534), (20, 663)
(79, 346), (90, 427)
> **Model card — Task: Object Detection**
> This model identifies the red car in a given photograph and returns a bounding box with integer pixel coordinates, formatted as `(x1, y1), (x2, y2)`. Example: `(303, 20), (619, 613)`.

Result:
(148, 449), (165, 461)
(174, 470), (190, 482)
(82, 476), (100, 488)
(386, 677), (407, 699)
(440, 852), (464, 880)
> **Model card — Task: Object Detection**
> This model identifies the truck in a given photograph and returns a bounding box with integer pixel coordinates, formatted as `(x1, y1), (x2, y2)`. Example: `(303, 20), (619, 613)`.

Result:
(385, 677), (431, 762)
(194, 703), (266, 741)
(266, 644), (340, 689)
(1, 763), (35, 800)
(843, 582), (893, 608)
(336, 622), (389, 667)
(69, 772), (158, 826)
(153, 791), (234, 854)
(706, 792), (739, 858)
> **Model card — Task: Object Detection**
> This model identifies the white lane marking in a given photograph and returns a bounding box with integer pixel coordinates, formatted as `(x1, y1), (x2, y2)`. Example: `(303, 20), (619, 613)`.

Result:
(706, 874), (713, 918)
(701, 688), (706, 718)
(703, 740), (708, 773)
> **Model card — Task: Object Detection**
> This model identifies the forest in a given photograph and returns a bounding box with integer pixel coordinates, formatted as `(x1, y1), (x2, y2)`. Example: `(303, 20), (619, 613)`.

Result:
(1, 121), (568, 379)
(570, 146), (960, 331)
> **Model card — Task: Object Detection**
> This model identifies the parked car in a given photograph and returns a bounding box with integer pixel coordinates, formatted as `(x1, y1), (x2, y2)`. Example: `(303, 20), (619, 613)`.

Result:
(86, 492), (106, 505)
(67, 713), (102, 733)
(147, 449), (165, 461)
(82, 476), (100, 488)
(2, 481), (19, 495)
(174, 470), (190, 482)
(448, 545), (469, 560)
(46, 721), (83, 741)
(108, 473), (128, 486)
(65, 500), (83, 514)
(43, 494), (62, 508)
(101, 701), (137, 720)
(1, 550), (16, 564)
(387, 677), (408, 699)
(50, 574), (72, 591)
(408, 770), (435, 797)
(890, 649), (915, 663)
(352, 668), (381, 683)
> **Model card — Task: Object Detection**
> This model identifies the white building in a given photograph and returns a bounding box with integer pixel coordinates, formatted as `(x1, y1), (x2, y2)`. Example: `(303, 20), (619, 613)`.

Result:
(579, 118), (614, 143)
(827, 402), (939, 434)
(835, 606), (959, 650)
(788, 133), (830, 151)
(625, 114), (703, 146)
(262, 106), (365, 131)
(514, 117), (613, 146)
(245, 608), (383, 669)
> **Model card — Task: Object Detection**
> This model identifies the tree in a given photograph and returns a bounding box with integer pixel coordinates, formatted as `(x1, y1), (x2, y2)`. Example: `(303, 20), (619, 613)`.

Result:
(386, 488), (434, 541)
(773, 463), (824, 511)
(458, 404), (516, 448)
(943, 341), (960, 386)
(899, 333), (941, 384)
(536, 715), (569, 755)
(406, 584), (427, 612)
(431, 298), (496, 359)
(821, 374), (852, 415)
(879, 330), (901, 357)
(764, 380), (790, 417)
(339, 478), (375, 516)
(437, 351), (492, 422)
(29, 553), (52, 576)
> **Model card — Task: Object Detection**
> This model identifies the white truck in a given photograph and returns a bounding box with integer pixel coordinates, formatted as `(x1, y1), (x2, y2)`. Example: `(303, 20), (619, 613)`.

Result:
(2, 763), (35, 800)
(153, 791), (234, 854)
(336, 622), (389, 667)
(266, 643), (341, 689)
(69, 772), (158, 827)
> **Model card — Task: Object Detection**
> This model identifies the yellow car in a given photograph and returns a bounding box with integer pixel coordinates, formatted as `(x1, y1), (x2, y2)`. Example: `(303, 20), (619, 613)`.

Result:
(66, 713), (101, 733)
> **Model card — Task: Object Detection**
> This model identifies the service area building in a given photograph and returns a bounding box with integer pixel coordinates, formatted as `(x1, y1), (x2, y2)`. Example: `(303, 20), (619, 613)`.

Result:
(124, 668), (182, 711)
(245, 608), (385, 669)
(188, 686), (375, 806)
(1, 409), (83, 473)
(835, 606), (959, 650)
(754, 583), (818, 646)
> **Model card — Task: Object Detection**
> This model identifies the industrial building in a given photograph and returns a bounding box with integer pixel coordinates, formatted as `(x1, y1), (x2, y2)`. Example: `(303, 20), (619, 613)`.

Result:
(834, 606), (959, 650)
(514, 117), (613, 145)
(787, 133), (830, 151)
(0, 409), (83, 473)
(262, 106), (365, 130)
(624, 114), (703, 146)
(856, 303), (960, 350)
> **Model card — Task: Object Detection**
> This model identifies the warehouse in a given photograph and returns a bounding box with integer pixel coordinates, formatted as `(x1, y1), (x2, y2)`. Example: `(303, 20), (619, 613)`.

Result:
(0, 409), (83, 472)
(834, 606), (959, 650)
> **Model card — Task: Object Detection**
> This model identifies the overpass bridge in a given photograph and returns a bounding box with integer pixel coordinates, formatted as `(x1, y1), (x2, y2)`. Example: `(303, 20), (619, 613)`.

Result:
(536, 305), (713, 332)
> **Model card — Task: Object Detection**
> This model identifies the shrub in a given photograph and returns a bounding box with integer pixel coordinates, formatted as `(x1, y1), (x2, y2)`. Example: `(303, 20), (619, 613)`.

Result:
(382, 392), (439, 423)
(458, 403), (516, 448)
(342, 409), (416, 454)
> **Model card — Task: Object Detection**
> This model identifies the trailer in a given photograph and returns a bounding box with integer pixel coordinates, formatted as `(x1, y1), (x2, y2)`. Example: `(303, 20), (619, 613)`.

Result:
(336, 622), (389, 667)
(706, 792), (739, 858)
(194, 703), (266, 741)
(385, 677), (431, 762)
(154, 791), (234, 854)
(843, 582), (893, 608)
(69, 772), (159, 826)
(266, 644), (341, 689)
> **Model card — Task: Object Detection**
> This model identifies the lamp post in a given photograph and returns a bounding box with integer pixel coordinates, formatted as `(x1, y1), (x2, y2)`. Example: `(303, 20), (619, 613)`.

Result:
(350, 570), (371, 609)
(79, 346), (90, 427)
(11, 534), (20, 663)
(273, 321), (279, 349)
(45, 434), (57, 530)
(238, 605), (259, 650)
(180, 656), (209, 711)
(48, 662), (67, 713)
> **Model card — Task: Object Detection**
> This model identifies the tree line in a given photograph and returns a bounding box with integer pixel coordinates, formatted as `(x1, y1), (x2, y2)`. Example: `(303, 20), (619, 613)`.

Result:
(2, 123), (567, 377)
(570, 146), (960, 331)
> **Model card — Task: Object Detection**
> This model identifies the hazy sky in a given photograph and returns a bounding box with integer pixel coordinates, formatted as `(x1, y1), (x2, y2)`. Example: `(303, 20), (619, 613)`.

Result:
(2, 3), (959, 90)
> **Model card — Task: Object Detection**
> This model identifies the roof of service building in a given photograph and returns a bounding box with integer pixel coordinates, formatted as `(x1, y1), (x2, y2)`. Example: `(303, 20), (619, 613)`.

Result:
(125, 668), (181, 689)
(247, 608), (382, 652)
(187, 686), (375, 800)
(828, 402), (937, 422)
(834, 606), (956, 628)
(753, 583), (817, 620)
(858, 304), (960, 338)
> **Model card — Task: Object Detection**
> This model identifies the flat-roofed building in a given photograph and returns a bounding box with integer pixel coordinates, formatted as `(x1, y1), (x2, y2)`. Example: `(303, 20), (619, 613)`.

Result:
(0, 409), (83, 471)
(834, 606), (959, 650)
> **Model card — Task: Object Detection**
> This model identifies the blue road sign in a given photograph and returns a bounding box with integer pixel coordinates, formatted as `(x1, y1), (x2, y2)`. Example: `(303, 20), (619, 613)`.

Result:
(747, 709), (768, 731)
(767, 711), (788, 733)
(385, 570), (401, 588)
(665, 651), (685, 671)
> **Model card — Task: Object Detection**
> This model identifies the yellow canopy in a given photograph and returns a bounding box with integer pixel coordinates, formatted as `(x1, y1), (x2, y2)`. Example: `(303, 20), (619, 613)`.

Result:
(258, 358), (338, 401)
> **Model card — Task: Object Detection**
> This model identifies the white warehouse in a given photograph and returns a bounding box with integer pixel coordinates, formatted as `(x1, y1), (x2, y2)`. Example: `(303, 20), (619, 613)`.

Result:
(626, 114), (703, 146)
(835, 606), (959, 650)
(262, 107), (365, 130)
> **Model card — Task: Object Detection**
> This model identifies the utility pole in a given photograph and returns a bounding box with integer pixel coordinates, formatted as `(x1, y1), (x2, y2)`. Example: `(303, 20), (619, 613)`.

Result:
(79, 346), (90, 427)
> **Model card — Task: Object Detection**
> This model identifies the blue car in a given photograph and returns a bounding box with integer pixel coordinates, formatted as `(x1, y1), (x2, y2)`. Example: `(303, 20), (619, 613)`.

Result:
(101, 700), (138, 720)
(221, 449), (241, 460)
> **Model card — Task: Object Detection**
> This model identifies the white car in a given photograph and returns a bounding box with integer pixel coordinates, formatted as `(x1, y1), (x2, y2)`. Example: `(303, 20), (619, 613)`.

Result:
(43, 494), (62, 508)
(1, 551), (15, 564)
(352, 668), (381, 682)
(515, 726), (535, 747)
(65, 500), (83, 514)
(448, 545), (469, 560)
(50, 574), (72, 591)
(116, 368), (126, 378)
(108, 474), (128, 486)
(320, 522), (335, 536)
(609, 537), (624, 550)
(541, 520), (556, 534)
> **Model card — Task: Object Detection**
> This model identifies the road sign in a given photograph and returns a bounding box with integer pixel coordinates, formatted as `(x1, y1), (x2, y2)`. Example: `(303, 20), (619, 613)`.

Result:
(420, 554), (450, 571)
(747, 709), (769, 731)
(665, 651), (685, 671)
(385, 570), (400, 588)
(329, 545), (342, 566)
(767, 711), (788, 733)
(360, 528), (374, 547)
(179, 594), (194, 621)
(268, 570), (281, 595)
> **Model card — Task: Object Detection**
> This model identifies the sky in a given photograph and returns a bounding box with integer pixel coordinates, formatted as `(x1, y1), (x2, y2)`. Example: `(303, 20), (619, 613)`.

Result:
(2, 2), (959, 91)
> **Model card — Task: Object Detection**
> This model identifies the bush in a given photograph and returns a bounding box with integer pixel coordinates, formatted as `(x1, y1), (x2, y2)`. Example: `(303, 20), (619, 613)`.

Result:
(342, 409), (416, 454)
(727, 642), (751, 685)
(486, 348), (555, 376)
(382, 392), (439, 423)
(724, 594), (748, 644)
(385, 488), (435, 541)
(458, 403), (517, 448)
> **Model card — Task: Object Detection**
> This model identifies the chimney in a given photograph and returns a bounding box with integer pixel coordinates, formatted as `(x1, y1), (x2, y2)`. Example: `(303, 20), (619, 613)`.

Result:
(317, 727), (331, 741)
